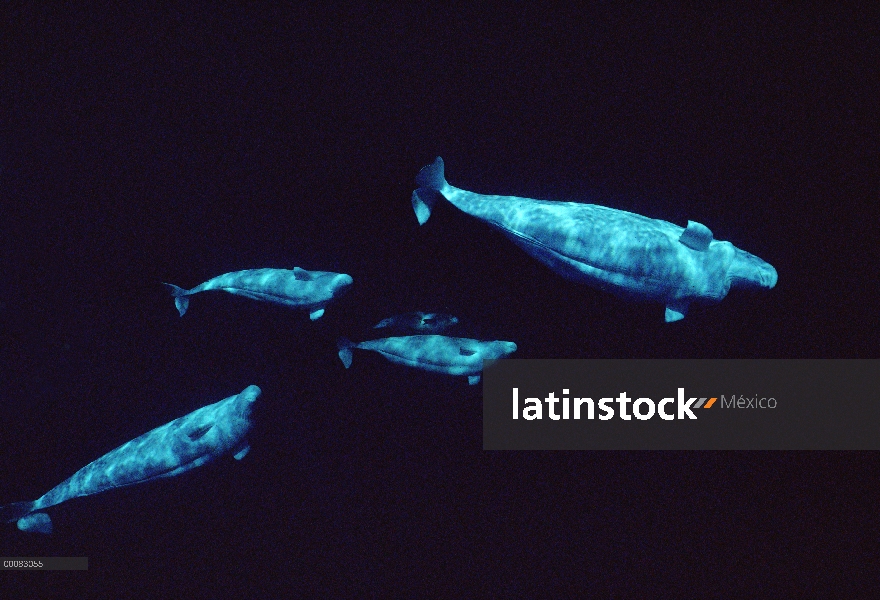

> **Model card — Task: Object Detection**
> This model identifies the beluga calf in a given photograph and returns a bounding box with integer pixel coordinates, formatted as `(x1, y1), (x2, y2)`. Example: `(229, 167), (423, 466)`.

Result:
(1, 385), (261, 534)
(412, 157), (777, 322)
(164, 267), (353, 320)
(373, 312), (459, 333)
(338, 335), (517, 385)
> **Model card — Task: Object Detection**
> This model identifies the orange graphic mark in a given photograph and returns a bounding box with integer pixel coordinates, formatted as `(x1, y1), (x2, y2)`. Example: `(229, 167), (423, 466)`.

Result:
(703, 397), (717, 409)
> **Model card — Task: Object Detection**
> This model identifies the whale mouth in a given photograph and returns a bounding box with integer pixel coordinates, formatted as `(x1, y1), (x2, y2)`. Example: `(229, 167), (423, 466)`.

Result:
(761, 266), (778, 289)
(333, 274), (354, 296)
(728, 248), (777, 290)
(240, 385), (262, 403)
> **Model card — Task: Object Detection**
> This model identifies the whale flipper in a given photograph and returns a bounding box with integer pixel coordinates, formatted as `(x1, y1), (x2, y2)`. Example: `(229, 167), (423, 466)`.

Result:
(337, 338), (355, 368)
(678, 220), (713, 251)
(233, 444), (250, 460)
(468, 375), (481, 385)
(309, 308), (325, 320)
(187, 424), (212, 441)
(665, 302), (689, 322)
(374, 317), (393, 328)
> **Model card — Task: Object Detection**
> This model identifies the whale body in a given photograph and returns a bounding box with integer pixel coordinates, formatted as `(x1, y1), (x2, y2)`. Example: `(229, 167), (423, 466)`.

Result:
(338, 335), (517, 384)
(373, 312), (459, 333)
(412, 157), (777, 322)
(164, 267), (353, 320)
(1, 385), (261, 534)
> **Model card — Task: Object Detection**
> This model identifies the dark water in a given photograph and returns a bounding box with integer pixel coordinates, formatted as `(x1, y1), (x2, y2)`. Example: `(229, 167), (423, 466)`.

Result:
(1, 4), (877, 596)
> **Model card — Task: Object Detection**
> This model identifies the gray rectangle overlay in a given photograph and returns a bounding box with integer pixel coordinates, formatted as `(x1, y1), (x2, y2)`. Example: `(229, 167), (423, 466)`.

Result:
(1, 557), (88, 570)
(483, 360), (880, 450)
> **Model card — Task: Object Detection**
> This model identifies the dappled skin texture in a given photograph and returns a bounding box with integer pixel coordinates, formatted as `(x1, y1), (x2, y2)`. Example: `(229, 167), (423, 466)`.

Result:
(355, 335), (517, 377)
(414, 157), (777, 321)
(188, 268), (352, 309)
(27, 385), (260, 514)
(446, 187), (736, 303)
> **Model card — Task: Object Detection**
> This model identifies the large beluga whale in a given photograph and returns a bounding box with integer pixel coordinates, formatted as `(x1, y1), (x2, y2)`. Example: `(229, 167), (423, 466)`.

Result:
(1, 385), (261, 534)
(337, 335), (517, 384)
(164, 267), (353, 320)
(412, 157), (777, 322)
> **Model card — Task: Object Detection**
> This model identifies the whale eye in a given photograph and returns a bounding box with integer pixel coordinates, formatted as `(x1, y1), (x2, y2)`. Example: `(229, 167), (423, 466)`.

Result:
(459, 347), (476, 356)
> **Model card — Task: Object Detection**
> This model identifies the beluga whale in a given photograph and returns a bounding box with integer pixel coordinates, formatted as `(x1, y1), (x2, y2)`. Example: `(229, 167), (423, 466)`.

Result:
(412, 157), (777, 322)
(164, 267), (353, 320)
(373, 312), (459, 333)
(337, 335), (517, 384)
(1, 385), (261, 534)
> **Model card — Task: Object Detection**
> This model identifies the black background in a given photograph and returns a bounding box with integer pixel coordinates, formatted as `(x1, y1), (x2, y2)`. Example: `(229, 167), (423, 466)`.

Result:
(1, 4), (878, 597)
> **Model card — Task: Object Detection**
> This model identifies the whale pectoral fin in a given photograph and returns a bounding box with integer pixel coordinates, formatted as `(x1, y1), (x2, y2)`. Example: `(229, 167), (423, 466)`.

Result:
(468, 375), (481, 385)
(679, 220), (713, 251)
(309, 308), (325, 320)
(188, 424), (213, 441)
(459, 347), (477, 356)
(233, 443), (250, 460)
(338, 338), (354, 368)
(665, 302), (689, 322)
(293, 267), (313, 281)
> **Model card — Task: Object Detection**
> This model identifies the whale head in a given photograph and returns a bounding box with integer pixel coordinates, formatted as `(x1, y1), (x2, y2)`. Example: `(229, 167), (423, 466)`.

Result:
(329, 273), (354, 298)
(482, 340), (518, 359)
(232, 384), (262, 422)
(726, 247), (778, 291)
(238, 384), (262, 404)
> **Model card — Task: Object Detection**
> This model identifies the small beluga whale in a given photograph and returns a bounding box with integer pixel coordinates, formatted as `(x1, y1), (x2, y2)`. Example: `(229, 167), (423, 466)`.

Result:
(373, 312), (459, 333)
(164, 267), (353, 320)
(337, 335), (517, 384)
(1, 385), (261, 534)
(412, 157), (777, 322)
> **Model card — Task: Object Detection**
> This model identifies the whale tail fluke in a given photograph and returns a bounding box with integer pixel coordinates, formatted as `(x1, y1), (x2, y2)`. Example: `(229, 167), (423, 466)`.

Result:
(1, 501), (51, 533)
(412, 156), (447, 225)
(163, 283), (191, 317)
(17, 512), (52, 534)
(337, 338), (355, 369)
(1, 501), (34, 524)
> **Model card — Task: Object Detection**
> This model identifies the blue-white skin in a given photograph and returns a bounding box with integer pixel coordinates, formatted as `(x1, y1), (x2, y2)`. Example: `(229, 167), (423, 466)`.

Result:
(164, 267), (353, 320)
(412, 157), (778, 322)
(338, 335), (517, 385)
(373, 312), (459, 333)
(1, 385), (261, 534)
